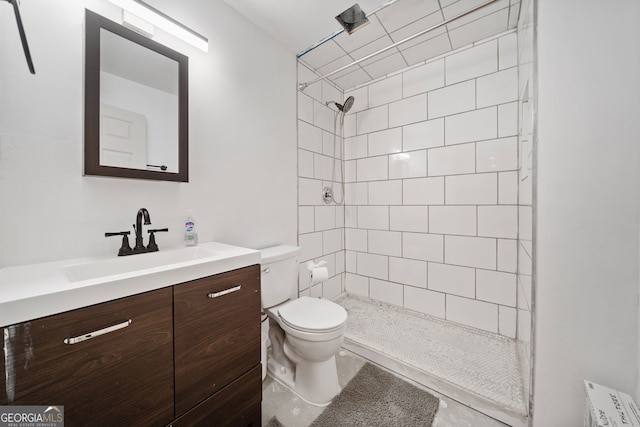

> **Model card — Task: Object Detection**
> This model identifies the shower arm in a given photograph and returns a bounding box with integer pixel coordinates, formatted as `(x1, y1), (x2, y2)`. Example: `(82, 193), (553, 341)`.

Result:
(298, 0), (498, 91)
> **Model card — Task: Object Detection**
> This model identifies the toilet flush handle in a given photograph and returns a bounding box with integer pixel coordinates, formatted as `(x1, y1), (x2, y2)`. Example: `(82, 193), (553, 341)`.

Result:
(262, 267), (270, 274)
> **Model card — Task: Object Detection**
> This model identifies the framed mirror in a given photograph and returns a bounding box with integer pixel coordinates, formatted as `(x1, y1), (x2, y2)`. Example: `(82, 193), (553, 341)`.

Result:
(84, 9), (188, 182)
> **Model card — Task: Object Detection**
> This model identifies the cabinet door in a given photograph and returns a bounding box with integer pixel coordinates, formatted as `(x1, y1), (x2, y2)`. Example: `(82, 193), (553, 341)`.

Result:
(171, 365), (262, 427)
(174, 265), (261, 417)
(0, 287), (174, 427)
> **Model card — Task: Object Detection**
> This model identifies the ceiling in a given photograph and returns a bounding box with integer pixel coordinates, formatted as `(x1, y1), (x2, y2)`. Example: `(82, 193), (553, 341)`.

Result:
(223, 0), (522, 90)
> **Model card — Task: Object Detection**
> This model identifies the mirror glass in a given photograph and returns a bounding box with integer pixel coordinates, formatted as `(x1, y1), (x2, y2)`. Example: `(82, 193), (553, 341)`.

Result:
(85, 9), (189, 182)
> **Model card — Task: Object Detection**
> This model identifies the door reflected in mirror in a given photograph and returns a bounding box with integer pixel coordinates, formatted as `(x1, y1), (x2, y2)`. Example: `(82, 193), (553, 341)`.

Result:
(85, 9), (188, 182)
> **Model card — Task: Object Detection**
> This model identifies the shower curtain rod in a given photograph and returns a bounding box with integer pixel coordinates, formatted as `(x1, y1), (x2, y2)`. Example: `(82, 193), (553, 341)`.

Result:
(298, 0), (498, 91)
(297, 0), (401, 59)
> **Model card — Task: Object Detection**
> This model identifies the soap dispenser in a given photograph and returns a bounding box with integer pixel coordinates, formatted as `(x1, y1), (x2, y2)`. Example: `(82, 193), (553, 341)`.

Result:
(184, 210), (198, 246)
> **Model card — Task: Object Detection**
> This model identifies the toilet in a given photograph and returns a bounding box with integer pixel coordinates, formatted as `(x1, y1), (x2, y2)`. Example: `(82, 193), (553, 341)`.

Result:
(260, 245), (348, 406)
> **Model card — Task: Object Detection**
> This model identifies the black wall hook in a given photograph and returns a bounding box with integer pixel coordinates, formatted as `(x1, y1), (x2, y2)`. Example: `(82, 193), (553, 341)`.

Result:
(2, 0), (35, 74)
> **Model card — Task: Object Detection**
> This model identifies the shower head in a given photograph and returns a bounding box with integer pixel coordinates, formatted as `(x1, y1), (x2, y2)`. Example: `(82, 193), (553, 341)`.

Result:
(327, 96), (355, 113)
(335, 4), (369, 35)
(342, 96), (355, 113)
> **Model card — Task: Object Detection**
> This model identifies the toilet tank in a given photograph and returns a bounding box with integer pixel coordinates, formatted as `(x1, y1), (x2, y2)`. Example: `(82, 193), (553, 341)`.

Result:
(260, 245), (301, 309)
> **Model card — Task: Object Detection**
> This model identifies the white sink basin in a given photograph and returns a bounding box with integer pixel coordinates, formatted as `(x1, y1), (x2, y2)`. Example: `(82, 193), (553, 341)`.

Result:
(0, 242), (261, 327)
(64, 246), (224, 282)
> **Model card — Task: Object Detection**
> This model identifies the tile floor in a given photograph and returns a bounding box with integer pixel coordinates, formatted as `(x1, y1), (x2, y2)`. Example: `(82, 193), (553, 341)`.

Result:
(261, 349), (509, 427)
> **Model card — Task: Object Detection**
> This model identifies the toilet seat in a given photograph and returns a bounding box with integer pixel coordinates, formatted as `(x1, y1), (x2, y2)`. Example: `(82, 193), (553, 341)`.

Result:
(277, 296), (347, 334)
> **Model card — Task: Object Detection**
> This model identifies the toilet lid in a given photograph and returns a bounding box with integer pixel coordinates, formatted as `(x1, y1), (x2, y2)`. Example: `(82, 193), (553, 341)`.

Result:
(278, 296), (348, 333)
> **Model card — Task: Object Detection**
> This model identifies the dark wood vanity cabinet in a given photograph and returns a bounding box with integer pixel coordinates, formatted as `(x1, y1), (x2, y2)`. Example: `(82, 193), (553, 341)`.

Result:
(171, 365), (262, 427)
(174, 264), (262, 425)
(0, 264), (262, 427)
(0, 287), (175, 427)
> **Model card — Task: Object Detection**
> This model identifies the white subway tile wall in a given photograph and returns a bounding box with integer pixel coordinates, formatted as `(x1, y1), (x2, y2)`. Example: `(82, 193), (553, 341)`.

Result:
(403, 177), (444, 205)
(444, 107), (497, 145)
(403, 118), (444, 150)
(402, 60), (444, 97)
(298, 31), (523, 338)
(389, 94), (428, 127)
(428, 80), (476, 118)
(368, 128), (402, 157)
(403, 286), (446, 318)
(357, 156), (388, 181)
(296, 73), (347, 298)
(370, 278), (404, 306)
(444, 39), (497, 85)
(403, 232), (444, 262)
(389, 150), (427, 179)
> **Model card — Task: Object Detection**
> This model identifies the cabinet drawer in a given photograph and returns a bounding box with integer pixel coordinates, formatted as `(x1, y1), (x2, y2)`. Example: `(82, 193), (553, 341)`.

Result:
(0, 287), (174, 427)
(174, 264), (261, 416)
(171, 364), (262, 427)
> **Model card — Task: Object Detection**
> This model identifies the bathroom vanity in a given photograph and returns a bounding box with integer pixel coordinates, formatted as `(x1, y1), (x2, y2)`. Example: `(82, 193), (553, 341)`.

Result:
(0, 242), (262, 426)
(173, 265), (261, 424)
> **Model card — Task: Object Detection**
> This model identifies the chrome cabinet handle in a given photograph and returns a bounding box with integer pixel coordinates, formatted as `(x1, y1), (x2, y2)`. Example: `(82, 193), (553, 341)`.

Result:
(63, 319), (132, 345)
(208, 285), (242, 298)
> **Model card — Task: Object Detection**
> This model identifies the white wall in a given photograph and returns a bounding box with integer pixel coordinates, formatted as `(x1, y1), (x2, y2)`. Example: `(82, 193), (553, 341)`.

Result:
(0, 0), (297, 268)
(533, 0), (640, 425)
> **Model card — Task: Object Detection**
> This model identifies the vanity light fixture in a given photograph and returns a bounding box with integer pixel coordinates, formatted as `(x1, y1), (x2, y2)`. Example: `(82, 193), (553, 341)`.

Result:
(122, 10), (155, 38)
(106, 0), (208, 52)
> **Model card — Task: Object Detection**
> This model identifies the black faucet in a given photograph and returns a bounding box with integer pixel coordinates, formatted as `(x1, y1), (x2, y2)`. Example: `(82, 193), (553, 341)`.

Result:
(134, 208), (151, 251)
(105, 208), (168, 256)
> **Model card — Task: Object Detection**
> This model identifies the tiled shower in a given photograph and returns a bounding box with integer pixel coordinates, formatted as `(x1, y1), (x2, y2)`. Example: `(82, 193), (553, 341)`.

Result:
(296, 0), (534, 419)
(341, 31), (519, 336)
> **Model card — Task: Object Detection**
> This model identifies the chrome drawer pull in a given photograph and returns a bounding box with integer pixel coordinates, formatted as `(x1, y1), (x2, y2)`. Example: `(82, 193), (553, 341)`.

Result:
(63, 319), (132, 345)
(208, 285), (242, 298)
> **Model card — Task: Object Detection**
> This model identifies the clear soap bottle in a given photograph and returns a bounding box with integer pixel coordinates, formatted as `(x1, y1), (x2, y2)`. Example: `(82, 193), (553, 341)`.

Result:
(184, 211), (198, 246)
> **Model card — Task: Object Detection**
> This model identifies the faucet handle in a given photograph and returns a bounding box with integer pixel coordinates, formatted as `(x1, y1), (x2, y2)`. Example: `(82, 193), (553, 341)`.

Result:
(148, 228), (168, 233)
(105, 231), (133, 256)
(105, 231), (130, 237)
(147, 228), (168, 252)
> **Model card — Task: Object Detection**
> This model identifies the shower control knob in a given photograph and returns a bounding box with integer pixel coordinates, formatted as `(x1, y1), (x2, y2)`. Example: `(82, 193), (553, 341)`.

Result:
(322, 186), (334, 204)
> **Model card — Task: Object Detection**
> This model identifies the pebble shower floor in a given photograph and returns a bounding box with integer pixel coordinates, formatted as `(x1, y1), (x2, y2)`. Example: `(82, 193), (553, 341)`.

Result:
(335, 294), (527, 415)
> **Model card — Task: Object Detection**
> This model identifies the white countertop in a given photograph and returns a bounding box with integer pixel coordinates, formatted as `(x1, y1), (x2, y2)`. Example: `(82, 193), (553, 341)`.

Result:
(0, 242), (261, 327)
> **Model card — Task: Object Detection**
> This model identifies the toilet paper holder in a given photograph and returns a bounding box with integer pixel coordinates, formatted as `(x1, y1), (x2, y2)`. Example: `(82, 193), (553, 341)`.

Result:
(306, 260), (329, 284)
(306, 260), (327, 270)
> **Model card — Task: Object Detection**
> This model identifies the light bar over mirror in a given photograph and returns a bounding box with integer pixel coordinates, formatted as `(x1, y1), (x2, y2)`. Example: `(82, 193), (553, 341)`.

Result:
(106, 0), (208, 52)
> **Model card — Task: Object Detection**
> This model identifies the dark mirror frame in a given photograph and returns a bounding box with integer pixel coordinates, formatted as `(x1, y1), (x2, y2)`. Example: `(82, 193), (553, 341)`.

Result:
(84, 9), (189, 182)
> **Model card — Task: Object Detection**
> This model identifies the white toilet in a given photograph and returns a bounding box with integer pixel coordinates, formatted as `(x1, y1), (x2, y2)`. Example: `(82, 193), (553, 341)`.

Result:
(260, 245), (348, 406)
